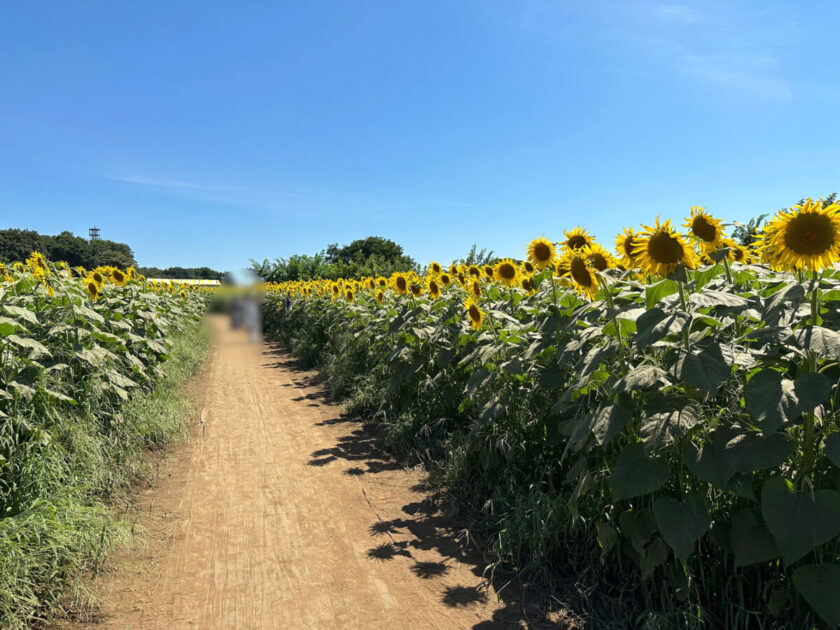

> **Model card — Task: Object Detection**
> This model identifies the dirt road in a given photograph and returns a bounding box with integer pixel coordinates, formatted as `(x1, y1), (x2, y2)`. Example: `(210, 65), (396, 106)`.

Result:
(82, 316), (532, 629)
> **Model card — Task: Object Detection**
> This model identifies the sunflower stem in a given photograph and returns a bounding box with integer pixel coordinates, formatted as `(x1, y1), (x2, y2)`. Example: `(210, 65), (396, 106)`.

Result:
(722, 255), (733, 284)
(548, 269), (558, 306)
(677, 281), (690, 351)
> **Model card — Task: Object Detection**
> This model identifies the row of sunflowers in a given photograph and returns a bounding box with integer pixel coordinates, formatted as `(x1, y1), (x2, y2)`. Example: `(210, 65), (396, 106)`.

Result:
(262, 198), (840, 628)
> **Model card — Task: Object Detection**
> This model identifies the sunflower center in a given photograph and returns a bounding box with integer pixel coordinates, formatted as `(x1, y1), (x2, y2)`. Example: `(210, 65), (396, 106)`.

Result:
(623, 237), (636, 258)
(468, 305), (481, 322)
(566, 235), (588, 250)
(647, 232), (685, 264)
(498, 263), (516, 280)
(691, 215), (718, 242)
(396, 277), (407, 291)
(784, 213), (835, 255)
(570, 257), (593, 287)
(589, 253), (608, 271)
(532, 242), (552, 262)
(733, 247), (745, 262)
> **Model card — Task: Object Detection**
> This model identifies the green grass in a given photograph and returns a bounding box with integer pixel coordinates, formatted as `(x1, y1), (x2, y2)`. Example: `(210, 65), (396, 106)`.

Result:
(0, 320), (210, 628)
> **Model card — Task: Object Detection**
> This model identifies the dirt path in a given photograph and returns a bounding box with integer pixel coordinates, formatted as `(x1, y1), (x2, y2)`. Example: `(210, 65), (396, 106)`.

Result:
(77, 315), (536, 629)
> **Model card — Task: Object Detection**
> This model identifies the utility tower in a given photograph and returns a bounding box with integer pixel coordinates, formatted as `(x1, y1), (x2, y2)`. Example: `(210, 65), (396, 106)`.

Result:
(89, 227), (101, 242)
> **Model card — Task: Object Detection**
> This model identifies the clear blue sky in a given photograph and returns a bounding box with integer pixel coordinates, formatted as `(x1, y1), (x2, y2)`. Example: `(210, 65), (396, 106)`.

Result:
(1, 1), (838, 272)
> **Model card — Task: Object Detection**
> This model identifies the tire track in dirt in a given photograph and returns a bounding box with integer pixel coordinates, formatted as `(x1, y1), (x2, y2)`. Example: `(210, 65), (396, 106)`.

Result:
(73, 316), (538, 629)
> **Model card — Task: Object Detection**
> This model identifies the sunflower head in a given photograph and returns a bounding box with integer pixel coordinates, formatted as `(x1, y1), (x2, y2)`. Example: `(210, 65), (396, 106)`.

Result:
(519, 275), (537, 295)
(91, 270), (105, 285)
(26, 251), (50, 276)
(428, 261), (443, 276)
(464, 297), (485, 331)
(471, 280), (482, 299)
(759, 198), (840, 271)
(345, 289), (354, 303)
(615, 228), (639, 269)
(684, 206), (725, 252)
(410, 282), (423, 297)
(375, 290), (384, 304)
(391, 273), (409, 295)
(561, 227), (593, 252)
(584, 243), (616, 272)
(111, 268), (127, 286)
(439, 272), (452, 286)
(522, 261), (535, 274)
(86, 280), (100, 301)
(377, 277), (387, 288)
(468, 265), (482, 278)
(561, 251), (599, 299)
(526, 236), (557, 270)
(427, 277), (441, 299)
(495, 258), (519, 287)
(483, 265), (495, 280)
(180, 290), (187, 299)
(634, 217), (699, 277)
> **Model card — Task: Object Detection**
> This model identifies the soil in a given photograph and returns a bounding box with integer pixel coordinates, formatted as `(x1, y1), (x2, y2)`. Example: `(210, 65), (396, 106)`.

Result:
(60, 315), (553, 629)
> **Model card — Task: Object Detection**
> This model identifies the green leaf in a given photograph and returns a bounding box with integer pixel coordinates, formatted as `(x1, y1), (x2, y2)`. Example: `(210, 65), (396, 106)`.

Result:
(825, 433), (840, 469)
(653, 494), (710, 562)
(734, 433), (792, 472)
(612, 365), (670, 393)
(590, 404), (632, 446)
(7, 334), (51, 358)
(677, 346), (731, 395)
(793, 564), (840, 628)
(0, 316), (25, 336)
(729, 509), (779, 567)
(645, 280), (680, 309)
(641, 405), (701, 452)
(745, 369), (798, 433)
(595, 521), (618, 564)
(793, 326), (840, 360)
(2, 304), (39, 326)
(684, 425), (743, 488)
(641, 537), (670, 581)
(794, 372), (832, 413)
(634, 309), (687, 349)
(611, 443), (669, 500)
(761, 477), (840, 565)
(619, 508), (658, 555)
(689, 290), (749, 309)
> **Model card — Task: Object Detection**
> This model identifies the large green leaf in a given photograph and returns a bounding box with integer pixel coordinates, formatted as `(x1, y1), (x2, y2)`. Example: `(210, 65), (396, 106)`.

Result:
(793, 564), (840, 628)
(612, 365), (670, 393)
(684, 425), (743, 488)
(793, 326), (840, 360)
(653, 494), (710, 562)
(793, 372), (832, 413)
(745, 369), (798, 433)
(634, 309), (687, 349)
(676, 346), (731, 395)
(645, 279), (679, 309)
(2, 304), (39, 326)
(733, 432), (792, 473)
(590, 404), (632, 446)
(641, 405), (701, 452)
(7, 334), (51, 359)
(761, 477), (840, 565)
(611, 443), (669, 500)
(729, 509), (779, 567)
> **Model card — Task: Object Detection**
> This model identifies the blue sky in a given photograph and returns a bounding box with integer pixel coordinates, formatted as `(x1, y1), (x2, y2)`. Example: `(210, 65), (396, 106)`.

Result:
(1, 1), (838, 272)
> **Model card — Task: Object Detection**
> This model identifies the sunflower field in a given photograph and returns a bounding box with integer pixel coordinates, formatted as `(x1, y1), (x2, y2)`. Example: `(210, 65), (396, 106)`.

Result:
(263, 199), (840, 628)
(0, 254), (209, 626)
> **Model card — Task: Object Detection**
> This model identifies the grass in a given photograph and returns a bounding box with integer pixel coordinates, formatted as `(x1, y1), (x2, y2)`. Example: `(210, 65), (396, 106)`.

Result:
(0, 319), (210, 628)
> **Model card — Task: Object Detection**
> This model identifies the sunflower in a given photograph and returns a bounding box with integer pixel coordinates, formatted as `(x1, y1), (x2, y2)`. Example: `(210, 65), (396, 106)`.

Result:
(526, 236), (557, 270)
(367, 277), (376, 290)
(634, 218), (699, 277)
(483, 265), (495, 281)
(86, 279), (100, 301)
(561, 227), (593, 252)
(91, 270), (105, 285)
(684, 206), (725, 252)
(560, 251), (599, 299)
(759, 198), (840, 271)
(375, 290), (385, 304)
(439, 272), (452, 286)
(377, 277), (388, 288)
(495, 258), (519, 287)
(391, 273), (409, 295)
(126, 266), (136, 279)
(519, 275), (537, 295)
(427, 277), (441, 299)
(428, 261), (443, 276)
(584, 243), (616, 271)
(731, 243), (753, 264)
(467, 265), (482, 279)
(111, 268), (127, 287)
(464, 297), (485, 331)
(345, 289), (354, 303)
(522, 260), (535, 274)
(471, 280), (482, 299)
(180, 290), (187, 299)
(26, 251), (50, 276)
(409, 282), (423, 297)
(615, 228), (639, 269)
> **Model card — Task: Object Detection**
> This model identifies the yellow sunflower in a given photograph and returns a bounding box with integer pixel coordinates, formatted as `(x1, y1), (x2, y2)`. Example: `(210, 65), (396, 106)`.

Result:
(467, 265), (482, 279)
(560, 251), (599, 299)
(519, 275), (537, 295)
(377, 277), (388, 288)
(391, 273), (409, 295)
(521, 260), (535, 275)
(91, 270), (105, 285)
(759, 198), (840, 271)
(526, 236), (557, 270)
(615, 228), (639, 269)
(410, 282), (423, 297)
(375, 290), (385, 304)
(633, 218), (699, 277)
(561, 227), (594, 252)
(428, 261), (443, 276)
(439, 272), (452, 286)
(464, 297), (485, 331)
(427, 277), (441, 299)
(345, 289), (354, 303)
(494, 258), (519, 287)
(86, 279), (100, 301)
(684, 206), (725, 252)
(111, 268), (127, 287)
(26, 251), (50, 276)
(483, 265), (495, 281)
(471, 280), (482, 299)
(584, 243), (616, 271)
